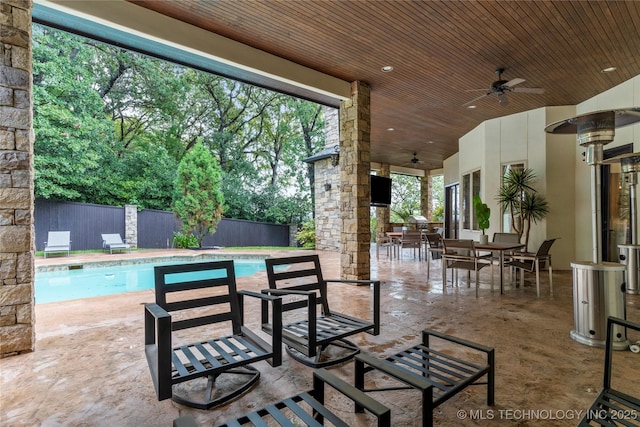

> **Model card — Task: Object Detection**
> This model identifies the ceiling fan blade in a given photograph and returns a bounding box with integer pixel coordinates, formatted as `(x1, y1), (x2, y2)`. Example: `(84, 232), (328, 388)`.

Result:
(465, 88), (492, 92)
(503, 78), (525, 87)
(512, 87), (545, 94)
(462, 92), (491, 106)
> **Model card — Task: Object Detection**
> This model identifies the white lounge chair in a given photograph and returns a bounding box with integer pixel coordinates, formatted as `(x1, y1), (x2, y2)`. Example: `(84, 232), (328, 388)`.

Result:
(101, 233), (131, 254)
(44, 231), (71, 258)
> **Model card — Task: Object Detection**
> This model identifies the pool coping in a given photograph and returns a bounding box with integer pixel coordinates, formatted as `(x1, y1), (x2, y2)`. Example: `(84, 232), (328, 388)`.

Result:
(36, 252), (271, 272)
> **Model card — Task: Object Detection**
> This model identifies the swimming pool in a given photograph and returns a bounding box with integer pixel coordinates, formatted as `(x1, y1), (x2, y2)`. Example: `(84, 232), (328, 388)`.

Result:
(35, 257), (268, 304)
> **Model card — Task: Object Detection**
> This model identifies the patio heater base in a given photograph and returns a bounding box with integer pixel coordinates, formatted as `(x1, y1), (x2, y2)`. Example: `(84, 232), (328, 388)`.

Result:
(569, 261), (628, 350)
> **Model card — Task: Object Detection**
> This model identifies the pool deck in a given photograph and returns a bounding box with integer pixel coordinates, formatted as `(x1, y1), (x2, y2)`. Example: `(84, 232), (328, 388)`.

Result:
(2, 248), (640, 426)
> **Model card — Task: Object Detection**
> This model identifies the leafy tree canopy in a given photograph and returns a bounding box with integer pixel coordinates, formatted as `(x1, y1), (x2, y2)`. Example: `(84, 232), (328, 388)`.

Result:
(32, 24), (324, 224)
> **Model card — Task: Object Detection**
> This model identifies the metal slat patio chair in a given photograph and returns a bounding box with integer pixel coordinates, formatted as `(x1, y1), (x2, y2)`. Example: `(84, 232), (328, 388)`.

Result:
(144, 260), (283, 409)
(262, 254), (381, 368)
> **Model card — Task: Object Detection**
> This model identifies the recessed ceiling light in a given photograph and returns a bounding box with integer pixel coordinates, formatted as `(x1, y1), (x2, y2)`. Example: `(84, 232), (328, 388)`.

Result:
(427, 141), (434, 144)
(601, 66), (617, 73)
(467, 105), (477, 109)
(381, 65), (394, 72)
(387, 127), (395, 131)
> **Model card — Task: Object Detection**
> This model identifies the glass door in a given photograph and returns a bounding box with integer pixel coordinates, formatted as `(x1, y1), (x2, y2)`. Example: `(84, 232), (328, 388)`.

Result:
(445, 183), (459, 238)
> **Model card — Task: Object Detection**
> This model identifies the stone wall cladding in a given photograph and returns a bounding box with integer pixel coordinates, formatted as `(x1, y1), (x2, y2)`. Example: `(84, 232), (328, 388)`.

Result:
(0, 0), (34, 357)
(124, 204), (138, 248)
(315, 107), (340, 251)
(339, 81), (371, 280)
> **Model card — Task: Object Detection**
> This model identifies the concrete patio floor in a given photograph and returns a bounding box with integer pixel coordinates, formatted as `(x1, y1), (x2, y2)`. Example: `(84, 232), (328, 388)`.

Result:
(1, 247), (639, 426)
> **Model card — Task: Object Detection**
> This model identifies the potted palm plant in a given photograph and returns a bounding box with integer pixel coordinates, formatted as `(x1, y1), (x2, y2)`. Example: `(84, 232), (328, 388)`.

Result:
(496, 168), (549, 250)
(473, 195), (491, 244)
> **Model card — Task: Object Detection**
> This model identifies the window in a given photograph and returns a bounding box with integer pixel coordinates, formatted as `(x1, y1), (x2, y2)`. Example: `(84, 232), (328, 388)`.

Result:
(501, 163), (525, 232)
(462, 169), (481, 230)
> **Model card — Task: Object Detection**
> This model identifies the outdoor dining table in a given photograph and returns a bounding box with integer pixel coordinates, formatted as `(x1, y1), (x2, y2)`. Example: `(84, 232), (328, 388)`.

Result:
(474, 241), (525, 294)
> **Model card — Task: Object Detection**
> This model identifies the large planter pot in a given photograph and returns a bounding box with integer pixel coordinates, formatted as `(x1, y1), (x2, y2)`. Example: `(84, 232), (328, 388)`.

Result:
(479, 234), (489, 245)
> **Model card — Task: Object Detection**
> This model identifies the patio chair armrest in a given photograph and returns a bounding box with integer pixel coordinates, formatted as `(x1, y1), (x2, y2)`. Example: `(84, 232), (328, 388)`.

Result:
(261, 288), (313, 297)
(313, 368), (390, 424)
(144, 303), (173, 401)
(509, 252), (535, 260)
(238, 289), (281, 301)
(422, 328), (494, 355)
(239, 290), (283, 367)
(260, 288), (316, 346)
(144, 303), (171, 346)
(325, 278), (379, 286)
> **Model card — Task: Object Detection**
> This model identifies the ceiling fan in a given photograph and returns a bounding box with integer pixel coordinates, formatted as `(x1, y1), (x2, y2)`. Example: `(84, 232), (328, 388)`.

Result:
(406, 152), (424, 168)
(463, 68), (544, 107)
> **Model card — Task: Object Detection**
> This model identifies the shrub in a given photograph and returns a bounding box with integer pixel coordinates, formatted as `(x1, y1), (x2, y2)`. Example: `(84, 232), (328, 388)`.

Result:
(296, 219), (316, 248)
(172, 232), (199, 248)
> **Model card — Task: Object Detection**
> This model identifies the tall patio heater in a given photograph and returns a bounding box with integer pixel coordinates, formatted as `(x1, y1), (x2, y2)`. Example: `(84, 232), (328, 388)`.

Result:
(604, 152), (640, 295)
(545, 108), (640, 349)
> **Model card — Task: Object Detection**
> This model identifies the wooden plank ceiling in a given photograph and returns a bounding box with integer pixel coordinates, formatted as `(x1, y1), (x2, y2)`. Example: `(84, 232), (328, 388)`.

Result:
(130, 0), (640, 171)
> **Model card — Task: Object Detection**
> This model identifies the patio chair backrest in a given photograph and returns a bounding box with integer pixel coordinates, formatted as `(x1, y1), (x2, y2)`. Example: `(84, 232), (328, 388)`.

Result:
(443, 239), (479, 257)
(47, 231), (70, 246)
(536, 238), (557, 257)
(102, 233), (124, 245)
(492, 232), (520, 244)
(401, 230), (422, 247)
(153, 260), (242, 334)
(425, 233), (443, 248)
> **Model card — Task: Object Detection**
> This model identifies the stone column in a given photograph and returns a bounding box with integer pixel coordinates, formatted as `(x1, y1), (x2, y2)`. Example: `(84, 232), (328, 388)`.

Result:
(0, 0), (35, 357)
(375, 163), (390, 238)
(314, 107), (340, 251)
(339, 81), (371, 280)
(420, 175), (432, 220)
(124, 204), (138, 248)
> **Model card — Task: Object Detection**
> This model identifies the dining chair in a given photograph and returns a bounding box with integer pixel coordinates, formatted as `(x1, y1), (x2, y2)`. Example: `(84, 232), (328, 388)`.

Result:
(491, 232), (521, 277)
(507, 238), (557, 298)
(424, 233), (444, 281)
(399, 230), (423, 260)
(442, 239), (492, 296)
(376, 233), (394, 259)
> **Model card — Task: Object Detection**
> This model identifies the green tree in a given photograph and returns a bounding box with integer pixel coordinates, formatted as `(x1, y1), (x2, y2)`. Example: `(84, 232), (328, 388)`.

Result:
(390, 174), (421, 222)
(33, 26), (115, 202)
(172, 142), (225, 247)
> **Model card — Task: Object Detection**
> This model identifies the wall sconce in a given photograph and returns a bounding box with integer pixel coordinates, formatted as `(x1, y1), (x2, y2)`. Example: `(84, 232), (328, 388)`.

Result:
(330, 145), (340, 167)
(324, 183), (332, 191)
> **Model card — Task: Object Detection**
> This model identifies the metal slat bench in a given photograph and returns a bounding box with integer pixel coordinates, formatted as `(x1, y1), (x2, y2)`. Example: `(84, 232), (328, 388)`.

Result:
(172, 368), (391, 427)
(578, 316), (640, 426)
(354, 329), (495, 427)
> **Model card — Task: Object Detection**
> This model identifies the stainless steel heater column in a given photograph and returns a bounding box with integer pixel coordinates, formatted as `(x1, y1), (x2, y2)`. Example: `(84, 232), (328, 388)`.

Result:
(545, 108), (640, 349)
(604, 152), (640, 295)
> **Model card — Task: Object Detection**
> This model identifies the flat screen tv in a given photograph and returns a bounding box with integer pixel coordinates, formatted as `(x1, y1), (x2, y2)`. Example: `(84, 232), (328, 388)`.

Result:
(370, 175), (392, 207)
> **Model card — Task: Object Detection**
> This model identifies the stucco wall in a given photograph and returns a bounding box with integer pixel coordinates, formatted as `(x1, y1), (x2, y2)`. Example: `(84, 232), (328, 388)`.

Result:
(456, 106), (578, 268)
(445, 74), (640, 269)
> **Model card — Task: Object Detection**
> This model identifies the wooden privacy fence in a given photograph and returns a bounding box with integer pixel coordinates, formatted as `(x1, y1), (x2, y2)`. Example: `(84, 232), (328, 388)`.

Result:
(34, 199), (293, 251)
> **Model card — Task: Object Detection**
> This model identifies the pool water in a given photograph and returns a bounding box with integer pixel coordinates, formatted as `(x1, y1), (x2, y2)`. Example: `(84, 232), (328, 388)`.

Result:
(35, 259), (267, 304)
